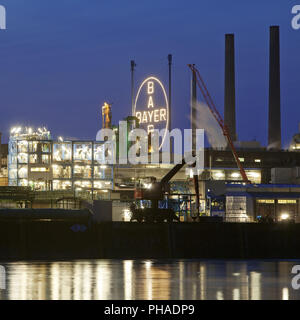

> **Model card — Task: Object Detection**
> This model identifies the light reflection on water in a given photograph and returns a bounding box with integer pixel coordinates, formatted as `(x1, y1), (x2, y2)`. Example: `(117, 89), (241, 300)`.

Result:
(0, 260), (299, 300)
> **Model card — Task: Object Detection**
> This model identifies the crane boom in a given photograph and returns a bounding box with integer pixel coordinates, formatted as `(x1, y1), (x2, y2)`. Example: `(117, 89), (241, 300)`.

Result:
(188, 64), (250, 183)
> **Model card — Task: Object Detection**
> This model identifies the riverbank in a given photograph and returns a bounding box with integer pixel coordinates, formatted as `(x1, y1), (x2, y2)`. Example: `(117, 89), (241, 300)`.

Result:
(0, 217), (299, 260)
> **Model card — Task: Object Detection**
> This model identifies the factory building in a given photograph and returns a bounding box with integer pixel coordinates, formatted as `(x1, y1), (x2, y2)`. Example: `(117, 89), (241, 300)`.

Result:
(8, 127), (113, 200)
(290, 123), (300, 151)
(1, 25), (300, 222)
(207, 182), (300, 223)
(0, 133), (8, 186)
(5, 124), (300, 220)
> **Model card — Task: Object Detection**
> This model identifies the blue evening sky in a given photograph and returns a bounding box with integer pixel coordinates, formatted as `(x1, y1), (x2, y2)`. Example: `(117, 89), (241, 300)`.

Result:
(0, 0), (299, 148)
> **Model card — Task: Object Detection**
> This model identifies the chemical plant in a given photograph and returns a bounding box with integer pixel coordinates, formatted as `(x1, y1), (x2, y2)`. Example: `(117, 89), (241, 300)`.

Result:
(1, 25), (300, 224)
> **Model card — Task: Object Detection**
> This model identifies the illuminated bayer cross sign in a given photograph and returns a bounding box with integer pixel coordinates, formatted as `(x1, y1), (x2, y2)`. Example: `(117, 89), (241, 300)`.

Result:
(134, 77), (169, 149)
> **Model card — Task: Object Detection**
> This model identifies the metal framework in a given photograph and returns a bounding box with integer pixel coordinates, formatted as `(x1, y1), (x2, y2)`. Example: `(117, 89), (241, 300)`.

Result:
(8, 128), (114, 198)
(188, 64), (250, 183)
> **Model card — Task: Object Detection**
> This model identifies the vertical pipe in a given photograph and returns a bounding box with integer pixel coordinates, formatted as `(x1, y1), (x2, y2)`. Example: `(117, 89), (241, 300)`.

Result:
(168, 54), (172, 158)
(131, 60), (136, 116)
(191, 67), (199, 218)
(71, 141), (74, 196)
(91, 141), (94, 200)
(50, 140), (53, 191)
(193, 173), (200, 219)
(168, 54), (172, 132)
(190, 65), (198, 213)
(191, 65), (197, 152)
(209, 154), (212, 180)
(224, 34), (237, 142)
(268, 26), (281, 150)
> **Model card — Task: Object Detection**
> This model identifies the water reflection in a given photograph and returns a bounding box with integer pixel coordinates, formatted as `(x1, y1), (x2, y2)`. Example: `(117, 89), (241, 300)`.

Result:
(0, 260), (299, 300)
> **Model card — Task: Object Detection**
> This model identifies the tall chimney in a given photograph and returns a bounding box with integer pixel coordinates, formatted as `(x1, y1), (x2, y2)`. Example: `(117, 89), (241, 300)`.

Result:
(224, 34), (237, 142)
(268, 26), (281, 149)
(130, 60), (136, 116)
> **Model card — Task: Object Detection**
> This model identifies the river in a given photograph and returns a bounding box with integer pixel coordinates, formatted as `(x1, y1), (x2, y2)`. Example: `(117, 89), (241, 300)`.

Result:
(0, 259), (299, 300)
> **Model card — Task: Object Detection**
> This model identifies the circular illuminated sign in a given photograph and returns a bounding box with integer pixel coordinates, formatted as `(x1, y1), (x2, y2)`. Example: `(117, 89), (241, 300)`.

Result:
(133, 76), (169, 150)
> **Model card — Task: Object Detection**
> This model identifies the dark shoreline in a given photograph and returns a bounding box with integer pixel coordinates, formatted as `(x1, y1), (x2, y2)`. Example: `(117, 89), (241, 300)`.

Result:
(0, 218), (300, 261)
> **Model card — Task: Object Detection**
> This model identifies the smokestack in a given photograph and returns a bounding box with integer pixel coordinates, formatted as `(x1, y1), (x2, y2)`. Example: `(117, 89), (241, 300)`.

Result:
(268, 26), (281, 149)
(224, 34), (237, 142)
(130, 60), (136, 116)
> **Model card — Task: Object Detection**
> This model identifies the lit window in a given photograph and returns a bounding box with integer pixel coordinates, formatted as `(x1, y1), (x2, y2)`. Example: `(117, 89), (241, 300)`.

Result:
(29, 154), (38, 164)
(74, 165), (92, 178)
(94, 181), (104, 189)
(17, 141), (28, 153)
(18, 179), (28, 187)
(231, 172), (240, 178)
(278, 199), (297, 204)
(30, 167), (49, 172)
(94, 166), (110, 179)
(28, 141), (38, 153)
(53, 180), (72, 190)
(41, 143), (50, 153)
(257, 199), (275, 204)
(248, 171), (260, 178)
(292, 144), (300, 150)
(238, 158), (244, 162)
(74, 180), (92, 188)
(18, 166), (28, 178)
(213, 171), (225, 179)
(255, 159), (261, 163)
(17, 153), (28, 164)
(53, 143), (72, 162)
(42, 155), (50, 164)
(31, 181), (46, 191)
(94, 144), (105, 163)
(73, 143), (92, 162)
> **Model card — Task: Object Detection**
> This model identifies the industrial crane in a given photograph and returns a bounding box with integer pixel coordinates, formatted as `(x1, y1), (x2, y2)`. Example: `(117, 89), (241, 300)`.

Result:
(188, 64), (250, 183)
(131, 65), (250, 222)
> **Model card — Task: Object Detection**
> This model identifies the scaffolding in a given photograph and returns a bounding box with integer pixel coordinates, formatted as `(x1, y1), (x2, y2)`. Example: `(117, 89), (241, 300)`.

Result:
(8, 127), (114, 200)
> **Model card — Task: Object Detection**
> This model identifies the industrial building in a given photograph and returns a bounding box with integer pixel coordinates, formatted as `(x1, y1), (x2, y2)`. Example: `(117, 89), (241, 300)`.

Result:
(0, 25), (300, 223)
(8, 127), (113, 197)
(0, 133), (8, 186)
(4, 122), (300, 221)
